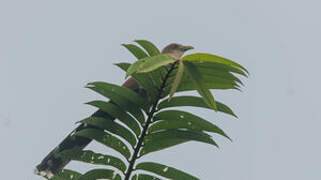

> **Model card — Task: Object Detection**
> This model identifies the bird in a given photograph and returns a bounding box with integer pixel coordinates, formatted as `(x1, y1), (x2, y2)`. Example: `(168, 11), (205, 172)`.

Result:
(35, 43), (194, 178)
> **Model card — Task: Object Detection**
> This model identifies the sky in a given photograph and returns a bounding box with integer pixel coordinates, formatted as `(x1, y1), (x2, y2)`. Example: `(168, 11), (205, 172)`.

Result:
(1, 0), (321, 179)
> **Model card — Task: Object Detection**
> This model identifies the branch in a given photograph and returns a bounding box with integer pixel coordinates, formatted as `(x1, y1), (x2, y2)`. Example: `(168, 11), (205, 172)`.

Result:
(124, 62), (177, 180)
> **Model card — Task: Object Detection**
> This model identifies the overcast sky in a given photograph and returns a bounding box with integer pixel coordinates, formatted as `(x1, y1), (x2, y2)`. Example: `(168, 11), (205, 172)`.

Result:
(1, 0), (321, 179)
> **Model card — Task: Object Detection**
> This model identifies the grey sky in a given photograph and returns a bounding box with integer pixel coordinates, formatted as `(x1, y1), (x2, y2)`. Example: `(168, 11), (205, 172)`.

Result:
(1, 0), (321, 179)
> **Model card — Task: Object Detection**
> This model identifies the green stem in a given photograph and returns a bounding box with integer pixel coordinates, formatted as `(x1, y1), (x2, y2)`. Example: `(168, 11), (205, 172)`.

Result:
(124, 62), (177, 180)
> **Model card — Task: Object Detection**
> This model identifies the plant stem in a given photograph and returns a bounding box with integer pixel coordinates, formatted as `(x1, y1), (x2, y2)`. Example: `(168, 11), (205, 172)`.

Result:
(124, 62), (177, 180)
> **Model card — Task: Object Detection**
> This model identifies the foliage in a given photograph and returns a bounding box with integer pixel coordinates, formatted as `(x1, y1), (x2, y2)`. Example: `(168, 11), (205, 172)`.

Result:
(42, 40), (248, 180)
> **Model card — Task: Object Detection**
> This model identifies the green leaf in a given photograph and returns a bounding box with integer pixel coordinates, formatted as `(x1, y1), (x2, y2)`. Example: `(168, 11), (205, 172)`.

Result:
(75, 128), (131, 159)
(86, 81), (146, 109)
(126, 55), (175, 78)
(134, 40), (160, 56)
(58, 148), (127, 173)
(158, 96), (237, 117)
(168, 73), (240, 91)
(122, 43), (148, 59)
(135, 162), (199, 180)
(192, 66), (244, 85)
(182, 53), (248, 74)
(115, 63), (158, 100)
(140, 129), (217, 156)
(151, 110), (230, 140)
(184, 61), (217, 110)
(49, 169), (82, 180)
(115, 62), (131, 71)
(86, 100), (141, 136)
(177, 81), (239, 91)
(169, 60), (184, 99)
(170, 67), (243, 87)
(86, 81), (146, 122)
(77, 169), (121, 180)
(132, 174), (161, 180)
(148, 69), (164, 89)
(80, 117), (137, 147)
(192, 61), (247, 77)
(126, 60), (148, 78)
(137, 55), (174, 73)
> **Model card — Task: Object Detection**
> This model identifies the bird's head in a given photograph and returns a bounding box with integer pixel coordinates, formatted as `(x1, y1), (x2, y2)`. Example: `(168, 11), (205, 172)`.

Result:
(161, 43), (194, 59)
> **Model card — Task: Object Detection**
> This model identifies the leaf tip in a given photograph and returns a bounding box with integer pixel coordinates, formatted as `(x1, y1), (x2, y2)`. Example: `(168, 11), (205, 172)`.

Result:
(84, 82), (94, 89)
(212, 102), (218, 112)
(232, 113), (238, 118)
(125, 72), (131, 78)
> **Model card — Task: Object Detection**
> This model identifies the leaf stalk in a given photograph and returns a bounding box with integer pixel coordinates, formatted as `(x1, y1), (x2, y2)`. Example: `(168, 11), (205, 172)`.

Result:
(124, 62), (177, 180)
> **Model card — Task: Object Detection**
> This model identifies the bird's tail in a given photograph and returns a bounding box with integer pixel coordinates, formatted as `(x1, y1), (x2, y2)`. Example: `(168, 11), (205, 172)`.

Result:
(35, 110), (112, 178)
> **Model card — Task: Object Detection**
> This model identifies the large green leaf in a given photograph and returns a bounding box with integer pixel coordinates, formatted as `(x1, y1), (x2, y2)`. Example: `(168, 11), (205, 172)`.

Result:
(164, 79), (239, 95)
(75, 128), (131, 159)
(158, 96), (237, 117)
(151, 110), (230, 140)
(168, 73), (240, 90)
(169, 60), (184, 99)
(169, 67), (243, 87)
(134, 40), (160, 56)
(132, 174), (161, 180)
(148, 68), (165, 89)
(115, 63), (158, 100)
(58, 148), (127, 173)
(86, 81), (146, 122)
(80, 117), (137, 147)
(137, 55), (174, 73)
(135, 162), (198, 180)
(86, 81), (146, 108)
(86, 100), (141, 136)
(177, 81), (239, 91)
(192, 66), (244, 85)
(182, 53), (248, 74)
(116, 62), (171, 102)
(77, 169), (121, 180)
(192, 61), (247, 77)
(122, 43), (148, 60)
(49, 169), (82, 180)
(167, 62), (242, 94)
(140, 129), (217, 156)
(184, 61), (217, 110)
(126, 54), (175, 77)
(126, 59), (147, 78)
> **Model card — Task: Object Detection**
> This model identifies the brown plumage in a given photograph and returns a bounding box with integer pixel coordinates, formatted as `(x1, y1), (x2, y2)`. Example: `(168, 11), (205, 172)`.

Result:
(35, 43), (193, 178)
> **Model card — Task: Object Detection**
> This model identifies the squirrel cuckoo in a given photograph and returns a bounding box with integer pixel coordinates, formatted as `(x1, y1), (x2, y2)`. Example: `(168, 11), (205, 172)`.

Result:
(35, 43), (194, 178)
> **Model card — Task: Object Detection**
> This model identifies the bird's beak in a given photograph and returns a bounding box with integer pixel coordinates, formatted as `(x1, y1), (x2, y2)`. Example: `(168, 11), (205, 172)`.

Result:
(182, 45), (194, 51)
